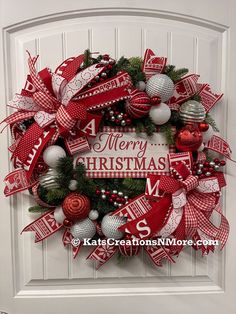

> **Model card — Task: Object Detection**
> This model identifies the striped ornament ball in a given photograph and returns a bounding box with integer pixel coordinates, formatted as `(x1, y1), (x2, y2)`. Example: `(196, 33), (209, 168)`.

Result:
(125, 89), (151, 118)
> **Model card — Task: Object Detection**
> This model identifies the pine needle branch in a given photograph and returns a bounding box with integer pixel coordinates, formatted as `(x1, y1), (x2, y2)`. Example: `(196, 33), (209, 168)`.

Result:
(159, 123), (175, 145)
(28, 205), (50, 213)
(122, 178), (146, 197)
(164, 65), (188, 82)
(205, 113), (220, 132)
(83, 49), (93, 67)
(56, 156), (74, 189)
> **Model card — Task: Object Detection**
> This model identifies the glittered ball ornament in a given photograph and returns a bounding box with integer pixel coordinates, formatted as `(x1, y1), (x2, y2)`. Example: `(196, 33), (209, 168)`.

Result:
(175, 124), (203, 152)
(68, 179), (78, 191)
(101, 214), (127, 240)
(145, 74), (174, 102)
(149, 103), (171, 125)
(88, 210), (99, 221)
(39, 168), (60, 190)
(70, 218), (96, 240)
(179, 100), (206, 124)
(62, 193), (90, 221)
(43, 145), (66, 168)
(125, 89), (151, 118)
(119, 243), (141, 257)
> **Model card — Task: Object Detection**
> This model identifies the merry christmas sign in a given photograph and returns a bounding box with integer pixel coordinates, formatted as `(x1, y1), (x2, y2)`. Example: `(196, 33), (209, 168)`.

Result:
(75, 127), (170, 178)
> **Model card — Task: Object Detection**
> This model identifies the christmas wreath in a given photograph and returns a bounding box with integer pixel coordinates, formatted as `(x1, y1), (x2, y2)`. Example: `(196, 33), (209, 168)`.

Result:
(2, 48), (232, 268)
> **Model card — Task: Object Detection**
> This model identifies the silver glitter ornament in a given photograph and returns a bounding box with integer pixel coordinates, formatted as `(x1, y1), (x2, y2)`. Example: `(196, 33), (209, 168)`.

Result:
(179, 100), (206, 124)
(88, 210), (99, 221)
(68, 179), (78, 191)
(101, 214), (127, 239)
(39, 168), (60, 190)
(70, 218), (96, 240)
(145, 74), (174, 102)
(214, 165), (220, 171)
(101, 72), (107, 79)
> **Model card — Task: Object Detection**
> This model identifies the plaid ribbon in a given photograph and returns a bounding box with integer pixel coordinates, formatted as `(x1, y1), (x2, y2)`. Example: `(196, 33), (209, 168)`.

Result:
(156, 153), (229, 251)
(3, 53), (132, 195)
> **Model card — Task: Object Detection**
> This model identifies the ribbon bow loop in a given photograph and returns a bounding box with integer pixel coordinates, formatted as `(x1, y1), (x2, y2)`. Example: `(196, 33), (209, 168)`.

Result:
(55, 101), (87, 135)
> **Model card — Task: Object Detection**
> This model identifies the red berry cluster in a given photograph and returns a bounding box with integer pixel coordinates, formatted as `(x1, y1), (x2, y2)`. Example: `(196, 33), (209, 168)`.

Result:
(193, 158), (226, 178)
(104, 107), (132, 127)
(95, 188), (129, 208)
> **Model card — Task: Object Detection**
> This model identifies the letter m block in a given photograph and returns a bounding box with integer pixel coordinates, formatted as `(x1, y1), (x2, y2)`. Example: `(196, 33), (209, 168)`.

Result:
(145, 174), (161, 198)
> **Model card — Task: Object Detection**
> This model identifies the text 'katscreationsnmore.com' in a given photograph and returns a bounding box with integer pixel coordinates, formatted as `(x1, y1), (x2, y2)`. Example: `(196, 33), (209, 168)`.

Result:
(71, 237), (220, 247)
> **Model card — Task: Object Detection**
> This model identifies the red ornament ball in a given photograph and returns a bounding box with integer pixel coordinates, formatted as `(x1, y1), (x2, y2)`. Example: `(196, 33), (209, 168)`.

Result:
(63, 218), (73, 228)
(35, 161), (48, 175)
(175, 124), (203, 152)
(199, 122), (209, 132)
(125, 89), (151, 118)
(62, 193), (90, 221)
(119, 242), (141, 257)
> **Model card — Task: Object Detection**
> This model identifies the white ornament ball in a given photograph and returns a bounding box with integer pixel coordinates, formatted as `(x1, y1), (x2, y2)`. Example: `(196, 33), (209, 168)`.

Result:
(68, 179), (78, 191)
(43, 145), (66, 168)
(101, 214), (126, 240)
(89, 210), (99, 221)
(146, 74), (174, 102)
(54, 207), (66, 224)
(70, 218), (96, 240)
(149, 103), (171, 125)
(202, 126), (214, 144)
(135, 81), (146, 91)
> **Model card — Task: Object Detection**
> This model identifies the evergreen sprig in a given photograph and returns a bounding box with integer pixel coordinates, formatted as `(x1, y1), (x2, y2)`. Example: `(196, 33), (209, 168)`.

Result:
(38, 186), (67, 206)
(123, 178), (146, 197)
(191, 94), (202, 102)
(164, 65), (189, 82)
(28, 205), (50, 213)
(205, 113), (220, 132)
(110, 56), (145, 85)
(74, 163), (97, 197)
(134, 117), (156, 136)
(56, 156), (74, 190)
(159, 123), (175, 145)
(83, 49), (93, 67)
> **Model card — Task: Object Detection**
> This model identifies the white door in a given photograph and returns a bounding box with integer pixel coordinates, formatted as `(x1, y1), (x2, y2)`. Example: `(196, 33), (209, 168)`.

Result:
(0, 1), (236, 313)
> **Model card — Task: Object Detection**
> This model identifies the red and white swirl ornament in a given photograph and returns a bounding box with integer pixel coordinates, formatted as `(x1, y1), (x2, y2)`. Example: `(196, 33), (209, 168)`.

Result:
(125, 89), (151, 118)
